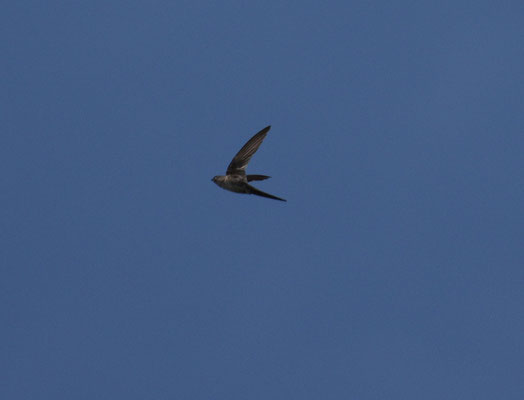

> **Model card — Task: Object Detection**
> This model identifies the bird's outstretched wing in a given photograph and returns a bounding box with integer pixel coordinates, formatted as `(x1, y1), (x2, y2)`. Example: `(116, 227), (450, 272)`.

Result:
(246, 184), (286, 202)
(226, 126), (271, 176)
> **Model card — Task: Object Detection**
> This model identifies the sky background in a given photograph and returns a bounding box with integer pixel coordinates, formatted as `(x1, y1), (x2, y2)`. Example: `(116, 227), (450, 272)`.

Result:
(2, 1), (524, 399)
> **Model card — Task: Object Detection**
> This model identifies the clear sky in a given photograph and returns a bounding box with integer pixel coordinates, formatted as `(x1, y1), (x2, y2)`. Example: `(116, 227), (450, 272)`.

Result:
(2, 1), (523, 399)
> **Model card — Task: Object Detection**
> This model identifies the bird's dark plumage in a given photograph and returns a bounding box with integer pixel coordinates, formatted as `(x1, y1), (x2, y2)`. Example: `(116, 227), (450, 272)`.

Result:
(247, 175), (271, 182)
(212, 126), (286, 202)
(226, 126), (270, 176)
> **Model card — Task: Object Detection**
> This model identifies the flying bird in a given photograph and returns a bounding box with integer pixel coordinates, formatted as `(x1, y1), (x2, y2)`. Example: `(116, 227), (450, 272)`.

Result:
(211, 125), (286, 202)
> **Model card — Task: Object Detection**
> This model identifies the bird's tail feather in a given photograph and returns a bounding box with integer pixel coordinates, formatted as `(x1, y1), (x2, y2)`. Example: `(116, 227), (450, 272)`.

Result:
(247, 175), (271, 182)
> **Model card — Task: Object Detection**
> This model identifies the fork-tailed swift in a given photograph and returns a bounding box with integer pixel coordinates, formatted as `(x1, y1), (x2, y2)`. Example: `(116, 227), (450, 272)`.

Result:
(211, 126), (286, 202)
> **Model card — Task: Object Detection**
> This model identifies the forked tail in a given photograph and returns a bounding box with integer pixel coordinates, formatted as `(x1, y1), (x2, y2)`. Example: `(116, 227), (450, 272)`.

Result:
(247, 175), (271, 182)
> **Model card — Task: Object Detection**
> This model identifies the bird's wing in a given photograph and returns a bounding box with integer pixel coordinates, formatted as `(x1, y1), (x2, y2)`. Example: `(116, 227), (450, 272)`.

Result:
(246, 184), (286, 202)
(226, 126), (271, 176)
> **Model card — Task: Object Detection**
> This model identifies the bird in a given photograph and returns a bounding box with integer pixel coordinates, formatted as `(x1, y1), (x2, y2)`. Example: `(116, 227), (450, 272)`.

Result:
(211, 125), (286, 202)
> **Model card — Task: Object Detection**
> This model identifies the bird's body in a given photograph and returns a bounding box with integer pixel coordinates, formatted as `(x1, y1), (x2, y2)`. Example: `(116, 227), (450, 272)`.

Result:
(211, 126), (286, 202)
(213, 174), (249, 193)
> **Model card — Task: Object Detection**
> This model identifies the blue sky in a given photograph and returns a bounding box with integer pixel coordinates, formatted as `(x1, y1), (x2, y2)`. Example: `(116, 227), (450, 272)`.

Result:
(2, 1), (523, 399)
